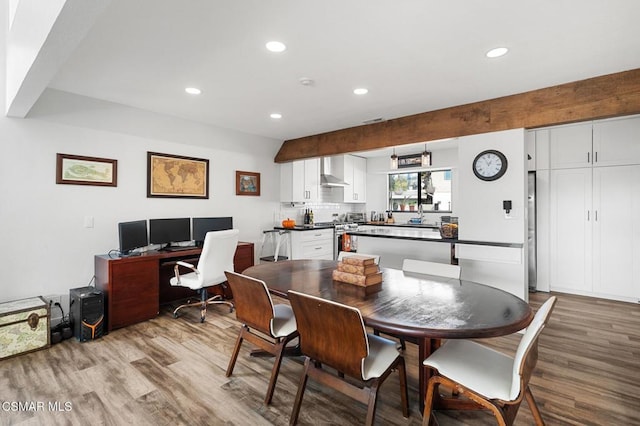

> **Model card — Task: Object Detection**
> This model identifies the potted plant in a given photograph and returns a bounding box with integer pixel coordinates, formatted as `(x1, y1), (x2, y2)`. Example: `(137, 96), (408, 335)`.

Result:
(408, 200), (416, 211)
(400, 195), (409, 211)
(393, 176), (408, 195)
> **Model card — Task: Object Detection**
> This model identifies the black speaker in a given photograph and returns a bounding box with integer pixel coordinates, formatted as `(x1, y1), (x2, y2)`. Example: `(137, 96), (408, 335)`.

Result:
(69, 286), (105, 342)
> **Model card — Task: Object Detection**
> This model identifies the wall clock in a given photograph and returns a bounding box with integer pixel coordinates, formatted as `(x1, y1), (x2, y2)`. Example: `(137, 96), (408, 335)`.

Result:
(472, 149), (508, 181)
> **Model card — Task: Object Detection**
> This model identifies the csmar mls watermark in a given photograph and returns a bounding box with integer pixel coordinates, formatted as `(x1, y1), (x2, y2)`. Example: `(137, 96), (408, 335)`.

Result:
(1, 401), (72, 412)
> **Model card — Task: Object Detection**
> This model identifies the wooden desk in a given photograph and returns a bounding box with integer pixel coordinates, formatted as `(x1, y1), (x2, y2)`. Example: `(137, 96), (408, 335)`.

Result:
(243, 259), (533, 411)
(95, 242), (254, 331)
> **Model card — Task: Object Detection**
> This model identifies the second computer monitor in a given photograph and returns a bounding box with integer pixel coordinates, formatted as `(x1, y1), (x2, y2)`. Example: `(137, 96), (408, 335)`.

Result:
(148, 218), (191, 246)
(192, 217), (233, 245)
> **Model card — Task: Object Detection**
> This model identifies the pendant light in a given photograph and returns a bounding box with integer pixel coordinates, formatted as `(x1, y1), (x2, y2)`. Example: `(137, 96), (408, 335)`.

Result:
(421, 144), (432, 167)
(390, 148), (398, 169)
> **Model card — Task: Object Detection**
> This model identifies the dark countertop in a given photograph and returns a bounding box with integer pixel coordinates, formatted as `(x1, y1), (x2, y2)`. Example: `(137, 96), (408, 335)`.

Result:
(363, 222), (440, 229)
(273, 224), (335, 231)
(348, 227), (523, 248)
(274, 221), (441, 231)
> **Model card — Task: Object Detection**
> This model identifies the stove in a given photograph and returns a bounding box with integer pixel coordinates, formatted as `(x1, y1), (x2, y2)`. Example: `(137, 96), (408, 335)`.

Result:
(334, 222), (360, 259)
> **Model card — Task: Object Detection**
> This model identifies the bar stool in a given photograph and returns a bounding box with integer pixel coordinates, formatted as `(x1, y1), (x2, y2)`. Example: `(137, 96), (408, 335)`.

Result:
(259, 230), (290, 262)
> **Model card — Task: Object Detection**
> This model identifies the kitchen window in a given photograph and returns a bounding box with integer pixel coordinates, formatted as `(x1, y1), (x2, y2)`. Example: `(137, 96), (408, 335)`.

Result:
(388, 170), (452, 212)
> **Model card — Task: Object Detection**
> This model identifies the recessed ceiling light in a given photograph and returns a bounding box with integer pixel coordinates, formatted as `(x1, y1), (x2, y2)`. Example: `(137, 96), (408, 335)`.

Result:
(353, 88), (368, 95)
(266, 41), (286, 53)
(270, 113), (282, 119)
(486, 47), (508, 58)
(185, 87), (201, 95)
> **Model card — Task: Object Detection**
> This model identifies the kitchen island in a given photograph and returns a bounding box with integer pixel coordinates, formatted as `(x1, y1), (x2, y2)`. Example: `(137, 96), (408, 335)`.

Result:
(348, 226), (527, 300)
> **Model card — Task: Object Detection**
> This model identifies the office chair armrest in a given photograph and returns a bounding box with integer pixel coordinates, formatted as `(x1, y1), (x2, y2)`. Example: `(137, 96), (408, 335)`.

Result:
(173, 261), (199, 284)
(176, 260), (196, 270)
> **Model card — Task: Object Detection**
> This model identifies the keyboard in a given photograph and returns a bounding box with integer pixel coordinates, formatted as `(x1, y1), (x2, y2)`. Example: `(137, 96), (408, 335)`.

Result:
(164, 246), (196, 252)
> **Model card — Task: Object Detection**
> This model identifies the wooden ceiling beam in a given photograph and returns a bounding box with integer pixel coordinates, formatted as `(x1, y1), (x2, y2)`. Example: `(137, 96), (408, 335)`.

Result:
(274, 68), (640, 163)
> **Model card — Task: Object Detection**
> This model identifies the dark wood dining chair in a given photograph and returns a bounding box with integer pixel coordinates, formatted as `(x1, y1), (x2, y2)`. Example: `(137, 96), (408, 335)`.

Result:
(422, 296), (557, 426)
(287, 290), (409, 426)
(224, 271), (299, 405)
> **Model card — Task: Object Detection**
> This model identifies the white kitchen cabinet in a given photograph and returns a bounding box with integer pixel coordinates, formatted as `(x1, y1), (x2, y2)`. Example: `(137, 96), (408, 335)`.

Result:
(592, 165), (640, 300)
(549, 165), (640, 301)
(342, 155), (367, 203)
(549, 168), (593, 294)
(592, 115), (640, 167)
(549, 122), (593, 169)
(526, 130), (536, 171)
(289, 229), (334, 260)
(280, 158), (320, 202)
(548, 115), (640, 170)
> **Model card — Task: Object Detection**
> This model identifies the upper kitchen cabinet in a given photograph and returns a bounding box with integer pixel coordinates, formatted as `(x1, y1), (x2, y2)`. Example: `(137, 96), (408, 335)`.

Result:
(548, 115), (640, 169)
(335, 155), (367, 203)
(280, 158), (320, 202)
(548, 121), (593, 169)
(592, 115), (640, 167)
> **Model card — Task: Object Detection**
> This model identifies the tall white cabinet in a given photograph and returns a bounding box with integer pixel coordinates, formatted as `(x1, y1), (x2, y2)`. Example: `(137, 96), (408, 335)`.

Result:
(545, 115), (640, 302)
(333, 154), (367, 203)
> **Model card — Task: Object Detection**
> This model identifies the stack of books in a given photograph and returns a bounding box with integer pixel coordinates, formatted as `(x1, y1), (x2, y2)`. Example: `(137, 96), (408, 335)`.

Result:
(332, 255), (382, 286)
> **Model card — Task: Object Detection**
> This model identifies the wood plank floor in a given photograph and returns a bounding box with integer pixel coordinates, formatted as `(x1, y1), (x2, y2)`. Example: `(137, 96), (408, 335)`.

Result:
(1, 291), (638, 426)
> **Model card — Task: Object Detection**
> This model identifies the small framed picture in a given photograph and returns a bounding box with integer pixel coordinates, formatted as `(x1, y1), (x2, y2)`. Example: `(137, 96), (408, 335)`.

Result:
(397, 153), (423, 169)
(56, 153), (117, 187)
(235, 171), (260, 196)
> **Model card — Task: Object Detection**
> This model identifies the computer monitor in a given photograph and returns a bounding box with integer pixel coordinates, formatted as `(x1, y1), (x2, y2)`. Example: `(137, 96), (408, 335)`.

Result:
(148, 218), (191, 247)
(192, 217), (233, 245)
(118, 220), (148, 255)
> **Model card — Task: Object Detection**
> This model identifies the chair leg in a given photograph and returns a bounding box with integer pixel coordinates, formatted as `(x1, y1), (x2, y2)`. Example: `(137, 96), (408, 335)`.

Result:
(423, 375), (441, 426)
(290, 357), (311, 426)
(265, 338), (287, 405)
(525, 386), (545, 426)
(365, 380), (381, 426)
(226, 327), (246, 377)
(200, 289), (208, 322)
(397, 357), (409, 418)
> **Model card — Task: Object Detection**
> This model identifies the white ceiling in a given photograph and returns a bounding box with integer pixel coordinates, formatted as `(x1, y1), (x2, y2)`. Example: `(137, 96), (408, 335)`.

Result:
(46, 0), (640, 146)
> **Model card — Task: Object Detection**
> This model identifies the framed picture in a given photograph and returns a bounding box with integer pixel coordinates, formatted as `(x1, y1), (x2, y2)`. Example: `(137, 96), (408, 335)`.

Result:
(147, 152), (209, 199)
(397, 153), (423, 169)
(56, 153), (117, 187)
(235, 170), (260, 196)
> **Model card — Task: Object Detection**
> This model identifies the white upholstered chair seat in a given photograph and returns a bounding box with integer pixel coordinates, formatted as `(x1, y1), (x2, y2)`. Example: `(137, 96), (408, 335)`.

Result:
(170, 269), (227, 290)
(362, 334), (403, 381)
(423, 339), (514, 401)
(271, 304), (297, 338)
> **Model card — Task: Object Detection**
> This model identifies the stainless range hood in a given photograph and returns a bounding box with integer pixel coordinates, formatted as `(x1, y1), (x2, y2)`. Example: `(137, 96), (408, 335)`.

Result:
(320, 157), (349, 187)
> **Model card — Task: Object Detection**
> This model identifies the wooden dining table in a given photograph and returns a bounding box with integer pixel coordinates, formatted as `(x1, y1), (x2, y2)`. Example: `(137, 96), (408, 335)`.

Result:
(243, 259), (533, 411)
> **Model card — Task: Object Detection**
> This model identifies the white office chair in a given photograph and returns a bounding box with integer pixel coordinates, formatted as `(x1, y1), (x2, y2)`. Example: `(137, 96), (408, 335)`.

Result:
(337, 251), (381, 264)
(170, 229), (239, 322)
(402, 258), (461, 279)
(422, 296), (557, 426)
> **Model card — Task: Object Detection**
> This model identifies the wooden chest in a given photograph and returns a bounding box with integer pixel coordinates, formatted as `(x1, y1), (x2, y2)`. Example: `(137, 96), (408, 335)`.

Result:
(0, 296), (50, 360)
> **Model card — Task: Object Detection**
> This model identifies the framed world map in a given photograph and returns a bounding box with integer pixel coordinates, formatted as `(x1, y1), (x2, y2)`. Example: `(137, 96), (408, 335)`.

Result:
(147, 152), (209, 199)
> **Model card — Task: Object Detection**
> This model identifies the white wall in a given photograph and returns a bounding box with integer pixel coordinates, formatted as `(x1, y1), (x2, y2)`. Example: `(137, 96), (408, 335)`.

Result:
(457, 129), (527, 244)
(0, 90), (282, 304)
